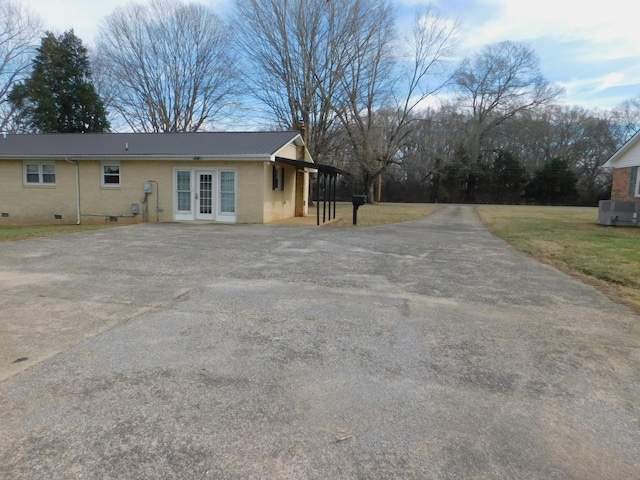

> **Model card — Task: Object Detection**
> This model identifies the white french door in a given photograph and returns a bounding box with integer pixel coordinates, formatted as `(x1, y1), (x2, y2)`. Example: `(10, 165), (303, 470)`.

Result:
(195, 171), (216, 220)
(173, 168), (236, 222)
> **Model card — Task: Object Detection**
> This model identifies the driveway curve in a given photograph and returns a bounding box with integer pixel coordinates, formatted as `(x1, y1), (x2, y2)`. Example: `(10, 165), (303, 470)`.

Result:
(0, 205), (638, 479)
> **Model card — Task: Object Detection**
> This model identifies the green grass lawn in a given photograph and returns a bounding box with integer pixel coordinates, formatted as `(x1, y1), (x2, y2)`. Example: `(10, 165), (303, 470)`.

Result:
(322, 202), (441, 227)
(476, 205), (640, 312)
(0, 224), (119, 242)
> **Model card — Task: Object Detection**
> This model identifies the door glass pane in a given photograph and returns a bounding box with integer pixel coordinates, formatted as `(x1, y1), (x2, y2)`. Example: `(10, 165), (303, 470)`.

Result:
(177, 171), (191, 211)
(199, 174), (212, 214)
(220, 171), (235, 213)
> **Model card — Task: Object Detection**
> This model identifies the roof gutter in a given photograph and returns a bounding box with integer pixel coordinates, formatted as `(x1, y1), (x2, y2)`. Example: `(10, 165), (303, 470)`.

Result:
(0, 154), (275, 162)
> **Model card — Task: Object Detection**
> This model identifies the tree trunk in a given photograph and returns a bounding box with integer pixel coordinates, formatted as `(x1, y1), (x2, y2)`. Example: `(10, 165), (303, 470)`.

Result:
(365, 176), (377, 203)
(464, 173), (476, 203)
(431, 157), (441, 202)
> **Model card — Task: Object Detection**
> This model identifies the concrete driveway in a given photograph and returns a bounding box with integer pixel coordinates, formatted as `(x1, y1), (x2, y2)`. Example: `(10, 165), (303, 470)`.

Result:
(1, 205), (638, 479)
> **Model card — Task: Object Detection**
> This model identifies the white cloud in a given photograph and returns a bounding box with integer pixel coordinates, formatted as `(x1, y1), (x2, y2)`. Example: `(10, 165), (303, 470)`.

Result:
(26, 0), (141, 43)
(557, 68), (640, 109)
(21, 0), (640, 109)
(598, 73), (626, 92)
(462, 0), (640, 60)
(24, 0), (231, 45)
(416, 0), (640, 107)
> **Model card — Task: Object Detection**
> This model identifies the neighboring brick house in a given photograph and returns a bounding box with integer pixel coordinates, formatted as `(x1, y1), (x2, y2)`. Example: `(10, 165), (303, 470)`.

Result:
(604, 129), (640, 201)
(598, 129), (640, 226)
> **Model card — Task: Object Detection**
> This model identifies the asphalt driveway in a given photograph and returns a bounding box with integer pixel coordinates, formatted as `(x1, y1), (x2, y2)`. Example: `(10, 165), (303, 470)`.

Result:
(0, 205), (638, 479)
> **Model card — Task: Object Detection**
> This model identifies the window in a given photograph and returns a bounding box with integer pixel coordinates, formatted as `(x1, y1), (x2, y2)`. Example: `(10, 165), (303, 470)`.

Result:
(631, 166), (640, 197)
(24, 163), (56, 185)
(272, 165), (284, 191)
(220, 171), (236, 213)
(176, 170), (192, 211)
(102, 163), (120, 187)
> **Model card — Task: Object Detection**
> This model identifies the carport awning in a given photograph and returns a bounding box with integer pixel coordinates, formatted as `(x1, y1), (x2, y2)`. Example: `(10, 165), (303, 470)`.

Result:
(274, 157), (350, 176)
(274, 156), (350, 225)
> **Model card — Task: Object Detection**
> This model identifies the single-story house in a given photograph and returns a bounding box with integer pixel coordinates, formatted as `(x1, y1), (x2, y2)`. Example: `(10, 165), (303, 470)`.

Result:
(604, 128), (640, 200)
(598, 129), (640, 226)
(0, 131), (324, 226)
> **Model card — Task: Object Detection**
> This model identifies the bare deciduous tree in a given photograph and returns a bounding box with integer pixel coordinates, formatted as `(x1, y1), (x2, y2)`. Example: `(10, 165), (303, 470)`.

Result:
(95, 0), (237, 132)
(330, 6), (458, 200)
(0, 0), (42, 131)
(233, 0), (352, 164)
(449, 41), (563, 200)
(234, 1), (458, 200)
(611, 96), (640, 143)
(452, 41), (563, 164)
(396, 108), (463, 202)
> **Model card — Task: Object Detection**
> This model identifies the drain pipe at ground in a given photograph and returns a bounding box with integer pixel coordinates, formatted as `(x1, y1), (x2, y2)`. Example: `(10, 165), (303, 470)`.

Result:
(65, 158), (81, 224)
(148, 180), (160, 222)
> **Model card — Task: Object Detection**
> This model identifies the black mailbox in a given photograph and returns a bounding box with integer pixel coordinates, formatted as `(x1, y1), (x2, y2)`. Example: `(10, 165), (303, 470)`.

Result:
(352, 195), (367, 224)
(352, 195), (367, 206)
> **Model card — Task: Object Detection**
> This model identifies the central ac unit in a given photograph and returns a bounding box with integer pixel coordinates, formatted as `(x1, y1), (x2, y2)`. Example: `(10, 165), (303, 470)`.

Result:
(598, 200), (640, 226)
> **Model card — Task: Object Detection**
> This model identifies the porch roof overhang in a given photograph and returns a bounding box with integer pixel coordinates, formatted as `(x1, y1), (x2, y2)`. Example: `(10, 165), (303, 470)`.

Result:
(274, 156), (351, 177)
(274, 156), (351, 226)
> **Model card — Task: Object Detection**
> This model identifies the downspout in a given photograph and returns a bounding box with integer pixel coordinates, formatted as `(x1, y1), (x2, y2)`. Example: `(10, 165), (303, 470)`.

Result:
(65, 158), (81, 224)
(148, 180), (159, 222)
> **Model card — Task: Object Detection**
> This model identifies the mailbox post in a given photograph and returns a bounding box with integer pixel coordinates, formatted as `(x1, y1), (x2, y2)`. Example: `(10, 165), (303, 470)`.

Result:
(352, 195), (367, 225)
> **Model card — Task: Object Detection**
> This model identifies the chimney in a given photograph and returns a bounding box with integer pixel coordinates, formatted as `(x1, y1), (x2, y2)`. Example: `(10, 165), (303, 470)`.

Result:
(295, 118), (308, 160)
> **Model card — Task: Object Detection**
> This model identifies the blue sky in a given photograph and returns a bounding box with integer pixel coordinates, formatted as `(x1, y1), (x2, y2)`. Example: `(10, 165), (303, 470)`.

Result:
(25, 0), (640, 111)
(410, 0), (640, 110)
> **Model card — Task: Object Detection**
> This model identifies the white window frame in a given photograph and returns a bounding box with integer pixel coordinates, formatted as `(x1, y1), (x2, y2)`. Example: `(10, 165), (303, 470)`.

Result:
(23, 162), (56, 185)
(173, 168), (194, 221)
(101, 162), (121, 188)
(175, 169), (193, 213)
(218, 169), (237, 218)
(635, 167), (640, 197)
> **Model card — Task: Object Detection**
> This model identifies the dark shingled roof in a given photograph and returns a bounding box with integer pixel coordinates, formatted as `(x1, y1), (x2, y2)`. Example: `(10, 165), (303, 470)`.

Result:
(0, 131), (304, 158)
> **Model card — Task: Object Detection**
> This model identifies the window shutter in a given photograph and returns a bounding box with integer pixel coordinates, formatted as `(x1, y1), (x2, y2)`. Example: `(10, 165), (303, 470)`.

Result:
(273, 165), (278, 190)
(630, 166), (638, 196)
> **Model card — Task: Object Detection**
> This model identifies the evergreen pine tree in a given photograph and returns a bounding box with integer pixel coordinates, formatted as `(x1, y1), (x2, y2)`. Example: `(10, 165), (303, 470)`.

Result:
(9, 30), (109, 133)
(526, 158), (579, 205)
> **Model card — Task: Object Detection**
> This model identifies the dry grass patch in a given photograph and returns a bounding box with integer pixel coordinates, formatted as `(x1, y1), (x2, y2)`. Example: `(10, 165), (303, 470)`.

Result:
(477, 205), (640, 312)
(273, 202), (441, 227)
(323, 202), (441, 227)
(0, 224), (120, 242)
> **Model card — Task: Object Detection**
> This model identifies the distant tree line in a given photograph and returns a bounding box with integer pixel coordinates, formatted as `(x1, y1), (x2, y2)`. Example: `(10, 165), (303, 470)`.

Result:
(1, 0), (639, 205)
(364, 103), (622, 206)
